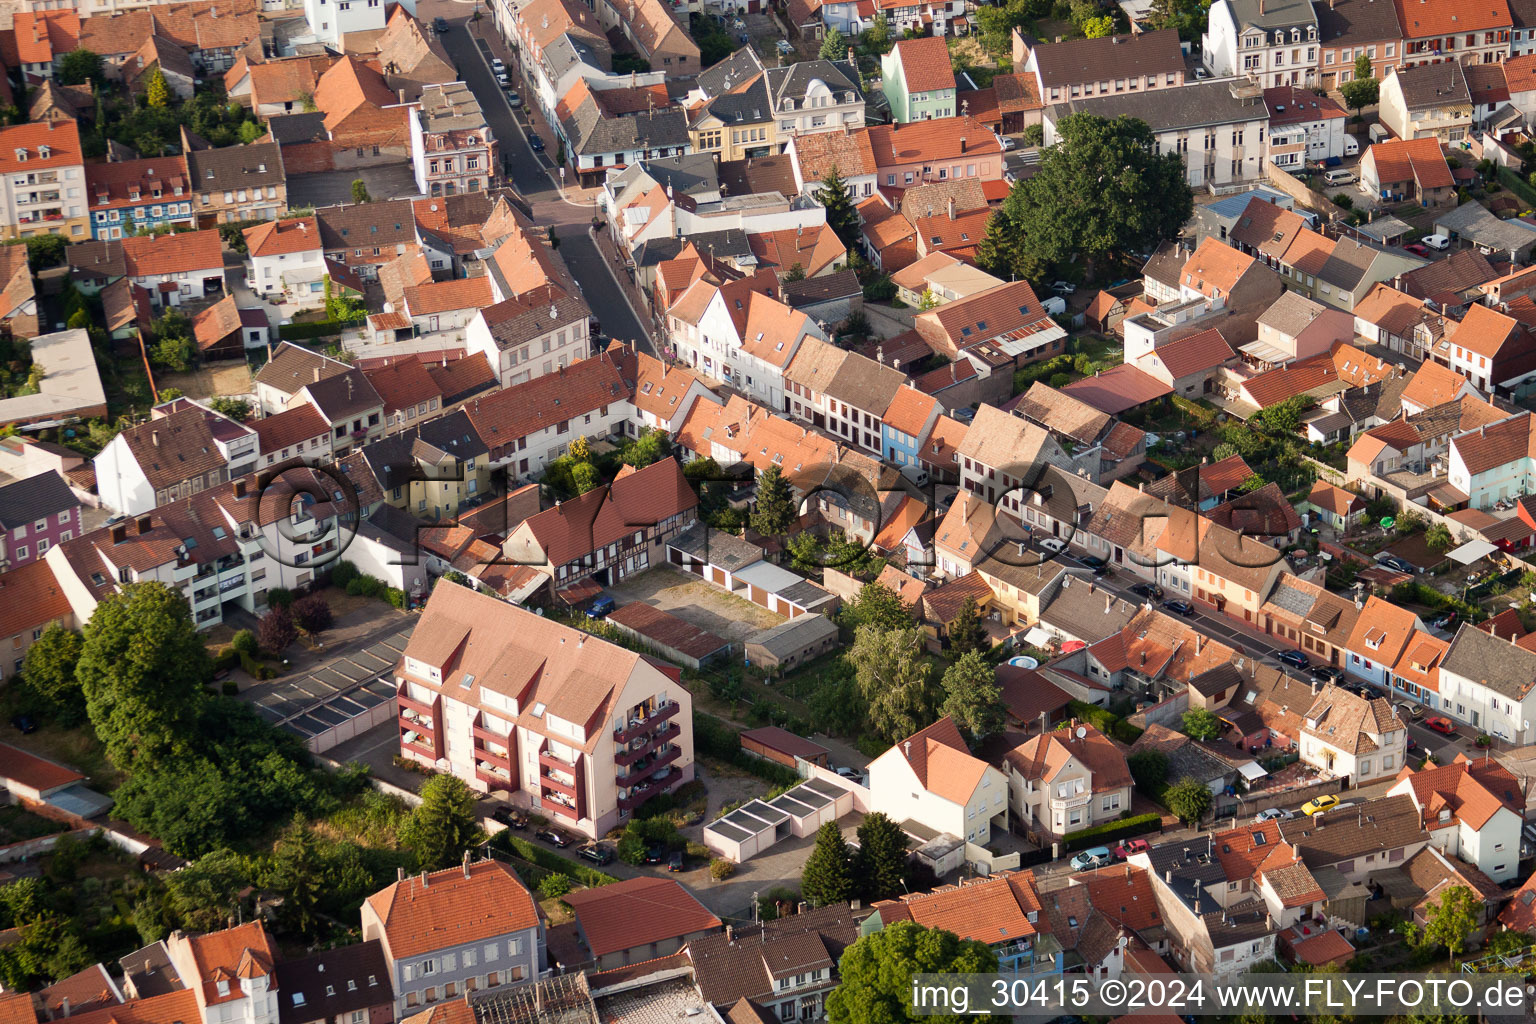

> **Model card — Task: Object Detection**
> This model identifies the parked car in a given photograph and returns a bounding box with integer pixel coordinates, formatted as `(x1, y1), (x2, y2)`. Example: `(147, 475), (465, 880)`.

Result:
(1079, 555), (1107, 570)
(432, 15), (448, 31)
(491, 56), (505, 71)
(668, 850), (685, 871)
(528, 133), (546, 152)
(1301, 794), (1340, 816)
(579, 844), (614, 865)
(1322, 168), (1356, 186)
(492, 807), (527, 829)
(1069, 847), (1112, 871)
(645, 845), (667, 864)
(1130, 582), (1164, 600)
(1310, 665), (1344, 683)
(1112, 838), (1149, 860)
(1406, 735), (1418, 752)
(1431, 612), (1458, 630)
(1162, 599), (1196, 617)
(1379, 555), (1417, 574)
(1277, 650), (1309, 669)
(587, 596), (616, 619)
(1050, 281), (1076, 296)
(9, 713), (35, 734)
(834, 766), (866, 786)
(536, 828), (569, 847)
(1405, 243), (1431, 257)
(1253, 807), (1294, 823)
(1039, 537), (1067, 554)
(1424, 233), (1451, 250)
(506, 91), (523, 108)
(999, 135), (1017, 151)
(1425, 716), (1457, 736)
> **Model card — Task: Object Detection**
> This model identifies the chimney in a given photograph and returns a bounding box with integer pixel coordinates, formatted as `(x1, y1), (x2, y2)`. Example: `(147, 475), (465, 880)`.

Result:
(397, 867), (405, 881)
(904, 740), (912, 757)
(233, 478), (247, 499)
(463, 850), (471, 878)
(314, 366), (322, 382)
(136, 514), (152, 535)
(948, 197), (956, 221)
(420, 871), (429, 887)
(726, 925), (734, 942)
(960, 136), (967, 154)
(847, 47), (854, 64)
(60, 1000), (69, 1018)
(1165, 868), (1173, 882)
(151, 430), (159, 447)
(1259, 0), (1264, 11)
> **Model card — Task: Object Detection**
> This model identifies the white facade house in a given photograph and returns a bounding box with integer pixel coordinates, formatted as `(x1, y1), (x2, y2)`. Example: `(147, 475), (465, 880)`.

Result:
(1446, 412), (1536, 510)
(1387, 761), (1525, 883)
(668, 278), (822, 413)
(303, 0), (393, 46)
(1298, 685), (1408, 788)
(867, 717), (1008, 852)
(244, 217), (327, 302)
(1437, 623), (1536, 747)
(1202, 0), (1319, 88)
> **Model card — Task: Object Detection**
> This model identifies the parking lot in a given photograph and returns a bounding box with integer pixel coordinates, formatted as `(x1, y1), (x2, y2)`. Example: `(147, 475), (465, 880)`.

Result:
(606, 567), (783, 644)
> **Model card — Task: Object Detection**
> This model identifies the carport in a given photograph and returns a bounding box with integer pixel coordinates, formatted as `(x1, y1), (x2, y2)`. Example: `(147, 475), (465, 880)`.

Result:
(703, 799), (791, 863)
(1447, 539), (1498, 564)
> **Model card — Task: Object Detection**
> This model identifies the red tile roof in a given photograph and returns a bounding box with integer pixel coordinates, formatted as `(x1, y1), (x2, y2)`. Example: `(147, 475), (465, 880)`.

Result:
(513, 457), (697, 566)
(1143, 328), (1234, 380)
(1394, 0), (1511, 37)
(465, 353), (629, 457)
(0, 120), (80, 174)
(1180, 238), (1256, 301)
(244, 217), (321, 258)
(0, 557), (72, 649)
(121, 229), (223, 276)
(364, 859), (539, 960)
(1060, 363), (1171, 415)
(1368, 137), (1453, 190)
(58, 990), (197, 1024)
(1452, 411), (1536, 476)
(0, 739), (82, 793)
(869, 115), (1001, 166)
(891, 36), (955, 94)
(250, 404), (329, 453)
(562, 877), (720, 958)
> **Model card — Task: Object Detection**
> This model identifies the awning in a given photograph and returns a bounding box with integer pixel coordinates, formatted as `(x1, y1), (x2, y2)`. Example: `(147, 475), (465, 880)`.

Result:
(1239, 339), (1292, 365)
(1427, 483), (1469, 509)
(1237, 761), (1268, 782)
(1023, 626), (1053, 648)
(1448, 539), (1497, 565)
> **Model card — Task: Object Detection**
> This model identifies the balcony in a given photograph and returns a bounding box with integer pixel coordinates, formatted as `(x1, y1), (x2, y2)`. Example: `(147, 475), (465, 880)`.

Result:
(614, 722), (680, 767)
(538, 748), (578, 773)
(398, 690), (438, 718)
(474, 741), (511, 769)
(476, 761), (514, 792)
(540, 769), (578, 798)
(400, 725), (437, 760)
(541, 793), (579, 821)
(617, 766), (679, 811)
(613, 700), (681, 744)
(619, 744), (681, 784)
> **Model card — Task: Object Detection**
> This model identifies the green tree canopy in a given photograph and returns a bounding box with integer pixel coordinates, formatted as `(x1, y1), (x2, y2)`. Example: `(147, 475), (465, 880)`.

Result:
(861, 13), (892, 54)
(1181, 707), (1223, 742)
(76, 581), (211, 768)
(848, 625), (937, 743)
(145, 68), (171, 108)
(945, 594), (987, 656)
(22, 624), (84, 725)
(827, 921), (999, 1024)
(1165, 776), (1213, 824)
(814, 167), (861, 248)
(819, 26), (847, 61)
(163, 848), (256, 932)
(982, 113), (1192, 282)
(625, 429), (672, 469)
(939, 650), (1006, 747)
(401, 774), (485, 870)
(1340, 53), (1379, 114)
(351, 179), (371, 204)
(750, 463), (798, 541)
(1128, 749), (1168, 792)
(854, 811), (909, 902)
(1426, 522), (1453, 553)
(56, 50), (102, 86)
(800, 821), (854, 907)
(1082, 14), (1114, 36)
(841, 580), (913, 632)
(1416, 885), (1482, 962)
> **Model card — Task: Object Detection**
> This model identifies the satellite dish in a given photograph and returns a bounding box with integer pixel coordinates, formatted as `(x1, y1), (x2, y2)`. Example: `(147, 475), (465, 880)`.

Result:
(535, 607), (545, 616)
(1076, 726), (1087, 739)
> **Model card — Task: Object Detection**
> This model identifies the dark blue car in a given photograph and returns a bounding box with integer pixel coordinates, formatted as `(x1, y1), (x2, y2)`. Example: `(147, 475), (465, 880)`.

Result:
(528, 133), (545, 153)
(587, 596), (615, 619)
(1277, 650), (1309, 669)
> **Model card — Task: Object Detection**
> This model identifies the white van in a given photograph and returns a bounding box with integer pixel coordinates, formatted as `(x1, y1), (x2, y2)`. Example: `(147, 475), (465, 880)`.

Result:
(1425, 233), (1451, 250)
(1041, 295), (1067, 316)
(1323, 168), (1356, 186)
(1343, 135), (1360, 157)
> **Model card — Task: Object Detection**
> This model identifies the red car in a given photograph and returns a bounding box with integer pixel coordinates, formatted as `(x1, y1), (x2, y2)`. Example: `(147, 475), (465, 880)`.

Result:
(1425, 716), (1457, 736)
(1405, 243), (1431, 257)
(1113, 838), (1150, 860)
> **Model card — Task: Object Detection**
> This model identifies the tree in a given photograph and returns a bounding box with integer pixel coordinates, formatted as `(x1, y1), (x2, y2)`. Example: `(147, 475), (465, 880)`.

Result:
(1022, 123), (1045, 147)
(787, 531), (826, 573)
(56, 50), (102, 86)
(985, 113), (1191, 281)
(840, 580), (912, 632)
(750, 463), (798, 541)
(1182, 706), (1223, 741)
(237, 121), (264, 144)
(783, 263), (806, 282)
(291, 593), (333, 635)
(350, 179), (371, 204)
(1417, 885), (1482, 963)
(571, 461), (601, 494)
(1340, 53), (1379, 115)
(257, 607), (297, 654)
(861, 13), (891, 54)
(848, 625), (937, 742)
(854, 812), (908, 901)
(1426, 522), (1453, 553)
(1252, 394), (1316, 435)
(945, 595), (987, 656)
(402, 774), (484, 870)
(1082, 14), (1114, 36)
(76, 582), (210, 768)
(1165, 775), (1213, 825)
(265, 814), (323, 934)
(819, 26), (847, 61)
(827, 921), (999, 1024)
(813, 168), (861, 248)
(145, 68), (170, 108)
(800, 821), (854, 906)
(940, 651), (1005, 746)
(22, 624), (84, 725)
(1128, 749), (1168, 793)
(163, 848), (254, 932)
(208, 397), (252, 421)
(626, 428), (671, 468)
(1147, 0), (1208, 41)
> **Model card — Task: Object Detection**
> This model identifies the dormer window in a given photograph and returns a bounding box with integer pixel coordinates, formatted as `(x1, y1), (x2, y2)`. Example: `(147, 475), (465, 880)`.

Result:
(38, 145), (49, 159)
(13, 149), (25, 162)
(217, 981), (230, 997)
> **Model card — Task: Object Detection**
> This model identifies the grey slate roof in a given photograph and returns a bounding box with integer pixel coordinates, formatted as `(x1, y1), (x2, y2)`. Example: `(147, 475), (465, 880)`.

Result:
(562, 103), (690, 157)
(1257, 290), (1326, 337)
(1314, 0), (1404, 46)
(1225, 0), (1317, 31)
(634, 228), (752, 268)
(187, 141), (284, 192)
(764, 58), (863, 109)
(1316, 237), (1384, 292)
(304, 367), (384, 421)
(745, 613), (838, 659)
(316, 198), (419, 253)
(1441, 620), (1536, 701)
(1030, 28), (1183, 89)
(669, 522), (763, 570)
(356, 410), (487, 491)
(784, 269), (862, 306)
(273, 941), (393, 1024)
(542, 32), (611, 80)
(1394, 61), (1471, 108)
(1047, 78), (1270, 133)
(696, 46), (765, 98)
(705, 75), (771, 129)
(0, 470), (78, 530)
(631, 153), (720, 197)
(266, 111), (327, 145)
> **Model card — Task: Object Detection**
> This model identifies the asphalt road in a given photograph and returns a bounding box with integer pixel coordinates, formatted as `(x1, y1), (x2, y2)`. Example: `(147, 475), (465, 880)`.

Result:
(429, 14), (656, 355)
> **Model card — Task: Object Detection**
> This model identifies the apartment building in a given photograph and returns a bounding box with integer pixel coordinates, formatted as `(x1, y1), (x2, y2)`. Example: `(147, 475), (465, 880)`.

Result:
(1203, 0), (1319, 87)
(394, 582), (696, 836)
(1379, 61), (1474, 142)
(0, 471), (80, 572)
(410, 82), (497, 199)
(765, 58), (864, 137)
(1395, 0), (1512, 68)
(0, 121), (86, 241)
(362, 859), (543, 1017)
(94, 404), (241, 516)
(86, 156), (194, 240)
(465, 353), (633, 479)
(1023, 28), (1185, 104)
(1315, 0), (1404, 86)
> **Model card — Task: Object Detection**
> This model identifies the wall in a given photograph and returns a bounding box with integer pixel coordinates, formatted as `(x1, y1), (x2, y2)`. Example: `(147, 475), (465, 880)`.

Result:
(1260, 160), (1332, 218)
(1128, 690), (1189, 731)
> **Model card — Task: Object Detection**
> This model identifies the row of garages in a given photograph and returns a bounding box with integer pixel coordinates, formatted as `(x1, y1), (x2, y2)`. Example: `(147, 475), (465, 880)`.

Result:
(703, 776), (856, 863)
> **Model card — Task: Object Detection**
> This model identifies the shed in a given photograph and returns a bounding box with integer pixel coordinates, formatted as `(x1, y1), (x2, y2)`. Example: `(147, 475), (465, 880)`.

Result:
(702, 799), (792, 864)
(740, 726), (831, 768)
(766, 777), (854, 835)
(606, 602), (733, 670)
(743, 613), (839, 673)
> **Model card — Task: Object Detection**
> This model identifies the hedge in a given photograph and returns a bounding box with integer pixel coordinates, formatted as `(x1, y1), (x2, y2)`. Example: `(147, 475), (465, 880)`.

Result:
(1068, 701), (1144, 745)
(1061, 812), (1163, 852)
(494, 832), (618, 888)
(277, 317), (365, 342)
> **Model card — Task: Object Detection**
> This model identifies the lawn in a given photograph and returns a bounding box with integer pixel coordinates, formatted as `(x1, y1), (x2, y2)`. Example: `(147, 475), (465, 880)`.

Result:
(0, 804), (68, 843)
(1497, 167), (1536, 211)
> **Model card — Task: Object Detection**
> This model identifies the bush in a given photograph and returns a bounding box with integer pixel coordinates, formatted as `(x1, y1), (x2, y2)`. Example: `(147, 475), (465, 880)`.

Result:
(1061, 812), (1163, 851)
(1332, 192), (1354, 209)
(386, 588), (408, 609)
(292, 593), (334, 634)
(230, 629), (258, 657)
(347, 574), (387, 598)
(494, 832), (618, 888)
(257, 607), (298, 654)
(267, 588), (295, 610)
(276, 319), (364, 342)
(330, 560), (359, 588)
(538, 873), (574, 899)
(709, 858), (736, 880)
(685, 841), (710, 859)
(221, 680), (239, 696)
(691, 712), (800, 786)
(1068, 700), (1143, 744)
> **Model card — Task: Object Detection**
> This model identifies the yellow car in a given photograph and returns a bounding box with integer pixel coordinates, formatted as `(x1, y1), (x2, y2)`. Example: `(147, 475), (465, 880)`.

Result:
(1301, 795), (1340, 816)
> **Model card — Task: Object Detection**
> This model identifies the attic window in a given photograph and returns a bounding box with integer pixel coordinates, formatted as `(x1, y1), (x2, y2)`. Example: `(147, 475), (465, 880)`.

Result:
(531, 702), (546, 718)
(977, 320), (988, 331)
(212, 527), (226, 540)
(756, 332), (764, 341)
(91, 573), (106, 586)
(183, 537), (198, 550)
(642, 382), (653, 394)
(1019, 306), (1031, 315)
(961, 327), (972, 337)
(931, 236), (942, 244)
(292, 995), (305, 1008)
(347, 982), (356, 992)
(325, 986), (335, 997)
(1252, 832), (1266, 846)
(1067, 916), (1078, 927)
(960, 233), (969, 241)
(368, 977), (378, 987)
(461, 673), (475, 690)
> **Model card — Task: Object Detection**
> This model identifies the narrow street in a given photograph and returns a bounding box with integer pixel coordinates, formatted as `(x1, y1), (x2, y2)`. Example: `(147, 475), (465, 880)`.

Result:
(418, 4), (657, 355)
